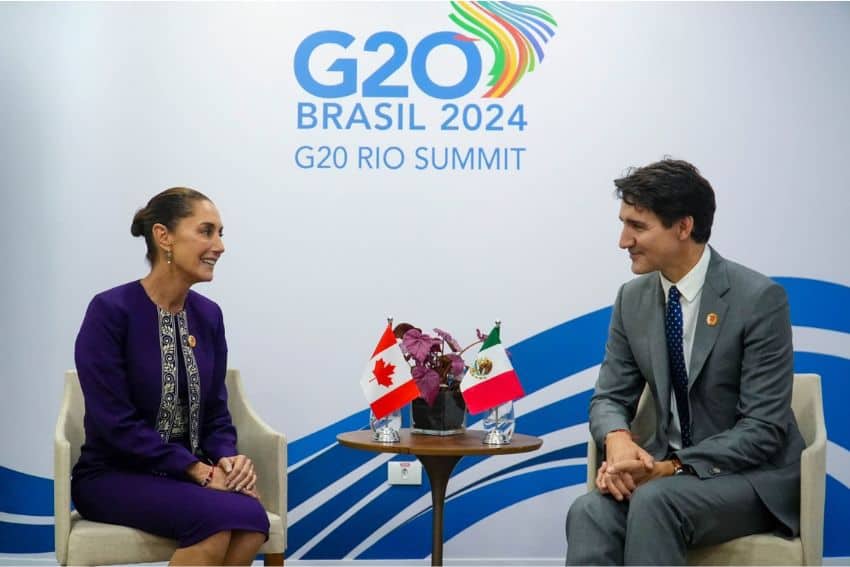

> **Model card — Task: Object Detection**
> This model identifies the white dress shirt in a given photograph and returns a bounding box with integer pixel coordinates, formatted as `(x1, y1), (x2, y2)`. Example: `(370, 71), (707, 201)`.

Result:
(659, 246), (711, 450)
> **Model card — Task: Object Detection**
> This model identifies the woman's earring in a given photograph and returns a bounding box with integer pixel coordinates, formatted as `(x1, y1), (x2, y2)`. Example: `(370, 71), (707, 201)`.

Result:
(166, 250), (173, 264)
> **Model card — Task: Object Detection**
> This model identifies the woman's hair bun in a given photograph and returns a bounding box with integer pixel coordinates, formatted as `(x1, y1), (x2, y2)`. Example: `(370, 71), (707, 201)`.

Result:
(130, 208), (149, 237)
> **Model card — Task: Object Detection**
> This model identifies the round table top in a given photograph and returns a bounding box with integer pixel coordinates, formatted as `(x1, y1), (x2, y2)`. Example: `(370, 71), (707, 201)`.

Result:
(336, 429), (543, 457)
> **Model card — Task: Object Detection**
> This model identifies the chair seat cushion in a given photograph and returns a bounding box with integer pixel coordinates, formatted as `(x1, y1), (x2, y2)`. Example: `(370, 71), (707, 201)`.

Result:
(67, 510), (284, 565)
(688, 533), (803, 566)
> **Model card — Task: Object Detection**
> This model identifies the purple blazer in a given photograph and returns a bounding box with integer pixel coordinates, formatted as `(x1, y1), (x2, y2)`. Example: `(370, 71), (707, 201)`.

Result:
(73, 281), (237, 480)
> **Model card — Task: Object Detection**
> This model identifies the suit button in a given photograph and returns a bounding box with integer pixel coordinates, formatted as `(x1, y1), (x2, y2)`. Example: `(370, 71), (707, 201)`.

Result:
(710, 466), (721, 475)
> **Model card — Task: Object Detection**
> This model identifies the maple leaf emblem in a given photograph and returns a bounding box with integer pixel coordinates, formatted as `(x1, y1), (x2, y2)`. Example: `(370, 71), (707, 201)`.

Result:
(372, 358), (395, 387)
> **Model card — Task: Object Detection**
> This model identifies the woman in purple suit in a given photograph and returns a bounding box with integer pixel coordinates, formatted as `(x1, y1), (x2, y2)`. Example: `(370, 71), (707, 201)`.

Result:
(72, 188), (269, 565)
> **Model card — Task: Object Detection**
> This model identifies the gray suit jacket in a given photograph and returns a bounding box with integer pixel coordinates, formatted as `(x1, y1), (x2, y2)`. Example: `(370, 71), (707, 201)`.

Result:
(589, 248), (805, 534)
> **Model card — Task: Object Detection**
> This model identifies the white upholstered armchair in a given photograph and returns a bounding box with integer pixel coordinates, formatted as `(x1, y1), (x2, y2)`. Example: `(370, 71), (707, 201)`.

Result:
(55, 369), (287, 566)
(585, 373), (826, 565)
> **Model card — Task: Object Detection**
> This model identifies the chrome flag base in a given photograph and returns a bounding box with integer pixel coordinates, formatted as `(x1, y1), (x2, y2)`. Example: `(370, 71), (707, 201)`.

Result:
(482, 400), (516, 445)
(482, 429), (510, 445)
(373, 427), (401, 443)
(370, 407), (401, 443)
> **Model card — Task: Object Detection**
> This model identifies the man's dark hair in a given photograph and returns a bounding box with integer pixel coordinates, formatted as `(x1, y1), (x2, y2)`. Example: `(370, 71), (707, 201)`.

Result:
(614, 158), (716, 243)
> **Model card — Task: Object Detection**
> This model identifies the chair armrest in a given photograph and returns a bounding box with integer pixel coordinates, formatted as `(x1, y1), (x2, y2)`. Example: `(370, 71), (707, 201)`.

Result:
(800, 412), (827, 565)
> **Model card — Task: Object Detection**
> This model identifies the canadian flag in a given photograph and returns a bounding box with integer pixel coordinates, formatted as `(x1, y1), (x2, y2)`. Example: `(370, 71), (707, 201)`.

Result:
(359, 323), (420, 419)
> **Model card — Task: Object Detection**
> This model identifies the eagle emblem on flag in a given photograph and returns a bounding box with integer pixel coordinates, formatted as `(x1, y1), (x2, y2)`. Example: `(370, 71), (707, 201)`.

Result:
(470, 356), (493, 379)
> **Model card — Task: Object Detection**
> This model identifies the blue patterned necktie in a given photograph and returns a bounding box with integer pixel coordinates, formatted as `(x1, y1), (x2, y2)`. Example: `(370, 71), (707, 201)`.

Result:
(665, 285), (692, 447)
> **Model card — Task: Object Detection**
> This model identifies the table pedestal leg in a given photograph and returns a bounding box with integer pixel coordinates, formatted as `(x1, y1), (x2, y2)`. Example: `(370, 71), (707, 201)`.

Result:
(418, 455), (463, 567)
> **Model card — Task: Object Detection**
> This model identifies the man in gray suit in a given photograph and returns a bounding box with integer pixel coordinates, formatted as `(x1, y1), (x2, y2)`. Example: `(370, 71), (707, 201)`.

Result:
(566, 159), (805, 565)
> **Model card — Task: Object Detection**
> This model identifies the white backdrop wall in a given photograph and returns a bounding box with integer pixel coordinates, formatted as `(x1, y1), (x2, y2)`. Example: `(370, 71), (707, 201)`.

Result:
(1, 1), (849, 561)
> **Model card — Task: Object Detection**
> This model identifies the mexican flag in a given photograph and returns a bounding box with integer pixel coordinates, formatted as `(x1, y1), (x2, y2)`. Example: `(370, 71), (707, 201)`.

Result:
(359, 323), (420, 419)
(460, 324), (525, 414)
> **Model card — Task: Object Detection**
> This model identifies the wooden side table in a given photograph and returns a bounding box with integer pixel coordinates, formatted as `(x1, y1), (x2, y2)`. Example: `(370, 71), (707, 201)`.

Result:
(337, 429), (543, 566)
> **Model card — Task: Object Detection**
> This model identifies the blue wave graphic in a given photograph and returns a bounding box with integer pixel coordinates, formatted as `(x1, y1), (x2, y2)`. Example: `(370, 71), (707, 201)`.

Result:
(824, 476), (850, 557)
(774, 277), (850, 333)
(452, 443), (588, 500)
(288, 277), (850, 559)
(0, 522), (53, 554)
(359, 465), (586, 559)
(295, 392), (593, 558)
(286, 306), (611, 468)
(0, 466), (53, 516)
(794, 352), (850, 448)
(3, 277), (848, 557)
(288, 463), (391, 557)
(289, 410), (370, 467)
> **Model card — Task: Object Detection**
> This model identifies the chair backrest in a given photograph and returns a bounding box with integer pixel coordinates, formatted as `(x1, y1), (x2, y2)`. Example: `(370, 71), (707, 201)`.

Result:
(791, 374), (826, 566)
(790, 373), (822, 448)
(584, 373), (826, 565)
(55, 370), (85, 565)
(59, 369), (284, 515)
(615, 373), (821, 449)
(60, 370), (260, 467)
(56, 368), (286, 564)
(223, 369), (287, 518)
(587, 373), (825, 483)
(61, 370), (86, 467)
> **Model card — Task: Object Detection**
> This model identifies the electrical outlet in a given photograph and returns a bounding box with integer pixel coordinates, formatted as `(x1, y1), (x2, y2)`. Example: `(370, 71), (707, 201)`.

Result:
(387, 461), (422, 485)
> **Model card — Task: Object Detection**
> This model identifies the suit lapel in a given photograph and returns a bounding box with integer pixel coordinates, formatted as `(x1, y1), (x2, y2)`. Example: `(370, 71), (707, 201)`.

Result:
(688, 250), (730, 392)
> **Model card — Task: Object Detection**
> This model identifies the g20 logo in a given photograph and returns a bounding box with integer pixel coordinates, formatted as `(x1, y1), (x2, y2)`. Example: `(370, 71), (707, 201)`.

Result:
(294, 31), (482, 100)
(293, 2), (557, 100)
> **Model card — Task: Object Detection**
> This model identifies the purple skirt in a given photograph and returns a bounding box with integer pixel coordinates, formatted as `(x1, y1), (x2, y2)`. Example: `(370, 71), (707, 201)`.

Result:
(72, 470), (269, 548)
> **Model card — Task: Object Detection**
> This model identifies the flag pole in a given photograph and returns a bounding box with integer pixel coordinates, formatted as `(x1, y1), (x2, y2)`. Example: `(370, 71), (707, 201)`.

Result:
(370, 316), (401, 443)
(483, 320), (509, 445)
(494, 320), (501, 433)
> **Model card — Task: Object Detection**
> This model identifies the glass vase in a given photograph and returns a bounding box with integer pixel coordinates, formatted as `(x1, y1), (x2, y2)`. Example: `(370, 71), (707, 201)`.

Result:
(410, 386), (466, 435)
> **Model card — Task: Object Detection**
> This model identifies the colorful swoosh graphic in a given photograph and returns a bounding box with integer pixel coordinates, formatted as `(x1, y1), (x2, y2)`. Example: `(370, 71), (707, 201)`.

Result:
(449, 1), (558, 97)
